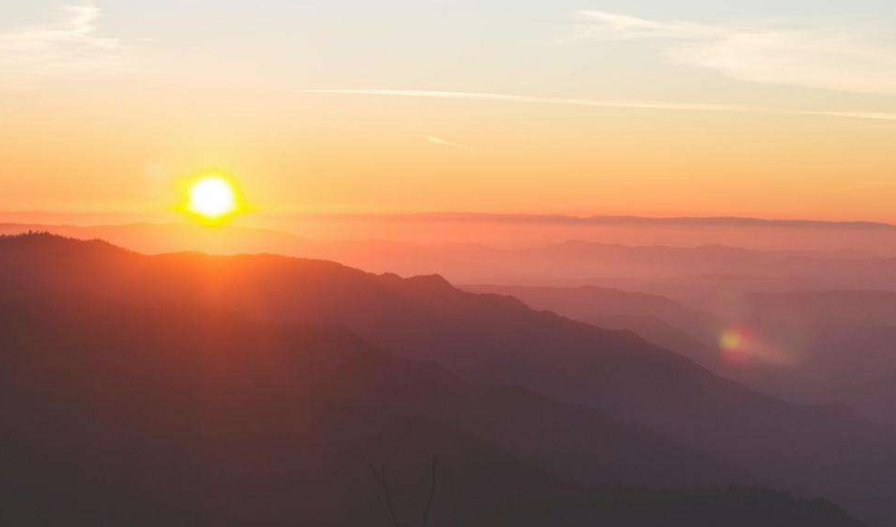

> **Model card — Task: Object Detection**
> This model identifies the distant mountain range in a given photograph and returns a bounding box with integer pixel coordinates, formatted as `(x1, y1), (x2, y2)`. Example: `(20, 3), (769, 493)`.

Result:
(2, 233), (895, 524)
(310, 212), (896, 231)
(6, 211), (895, 230)
(2, 222), (896, 292)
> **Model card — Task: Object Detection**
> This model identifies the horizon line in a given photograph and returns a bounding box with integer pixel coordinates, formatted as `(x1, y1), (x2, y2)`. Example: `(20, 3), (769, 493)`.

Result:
(2, 210), (895, 231)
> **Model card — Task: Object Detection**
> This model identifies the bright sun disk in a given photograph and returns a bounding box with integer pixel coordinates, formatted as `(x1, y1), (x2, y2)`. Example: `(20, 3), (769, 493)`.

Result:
(188, 176), (237, 220)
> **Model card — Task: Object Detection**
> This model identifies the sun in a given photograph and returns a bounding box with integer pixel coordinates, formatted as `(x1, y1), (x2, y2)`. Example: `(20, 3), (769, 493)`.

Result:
(185, 176), (239, 222)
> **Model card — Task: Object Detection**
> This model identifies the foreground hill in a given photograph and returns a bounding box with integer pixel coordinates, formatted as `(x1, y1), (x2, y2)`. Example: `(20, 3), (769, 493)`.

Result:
(1, 292), (591, 526)
(1, 233), (894, 524)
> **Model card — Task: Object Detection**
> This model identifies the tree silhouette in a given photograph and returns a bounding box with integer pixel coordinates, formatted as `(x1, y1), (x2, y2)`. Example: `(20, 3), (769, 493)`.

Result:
(370, 457), (439, 527)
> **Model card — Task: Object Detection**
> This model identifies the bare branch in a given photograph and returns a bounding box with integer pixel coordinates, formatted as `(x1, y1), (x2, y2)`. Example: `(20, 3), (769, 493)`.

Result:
(420, 457), (439, 527)
(370, 464), (402, 527)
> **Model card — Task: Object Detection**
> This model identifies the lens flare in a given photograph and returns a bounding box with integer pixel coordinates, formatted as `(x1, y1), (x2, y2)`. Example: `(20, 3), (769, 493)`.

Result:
(718, 325), (799, 367)
(719, 326), (753, 364)
(719, 329), (744, 351)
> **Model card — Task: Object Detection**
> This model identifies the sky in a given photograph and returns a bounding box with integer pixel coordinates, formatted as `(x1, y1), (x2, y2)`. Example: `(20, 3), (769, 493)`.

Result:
(1, 0), (895, 223)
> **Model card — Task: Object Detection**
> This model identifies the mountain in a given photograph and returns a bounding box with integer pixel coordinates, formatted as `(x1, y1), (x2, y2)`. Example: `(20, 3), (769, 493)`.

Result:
(2, 247), (862, 525)
(467, 286), (896, 419)
(297, 212), (896, 230)
(3, 223), (896, 292)
(1, 233), (895, 524)
(462, 285), (721, 367)
(826, 371), (896, 427)
(0, 287), (742, 526)
(462, 285), (713, 331)
(0, 291), (580, 526)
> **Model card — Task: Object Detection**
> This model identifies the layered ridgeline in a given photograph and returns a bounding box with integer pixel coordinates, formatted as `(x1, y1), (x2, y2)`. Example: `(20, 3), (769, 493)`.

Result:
(465, 285), (896, 424)
(0, 285), (858, 526)
(2, 222), (896, 292)
(0, 233), (886, 524)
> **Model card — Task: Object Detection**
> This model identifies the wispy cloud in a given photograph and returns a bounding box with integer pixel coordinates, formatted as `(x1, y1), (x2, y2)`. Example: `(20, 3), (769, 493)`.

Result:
(798, 110), (896, 121)
(300, 89), (896, 122)
(300, 89), (748, 112)
(426, 135), (477, 153)
(573, 11), (896, 96)
(571, 11), (727, 41)
(0, 2), (133, 88)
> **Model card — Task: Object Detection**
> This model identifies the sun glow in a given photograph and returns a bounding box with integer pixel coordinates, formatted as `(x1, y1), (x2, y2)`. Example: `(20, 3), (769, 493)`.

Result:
(185, 176), (241, 224)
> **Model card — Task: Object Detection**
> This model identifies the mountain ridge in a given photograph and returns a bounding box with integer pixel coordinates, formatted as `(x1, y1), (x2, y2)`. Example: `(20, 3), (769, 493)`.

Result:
(2, 233), (895, 524)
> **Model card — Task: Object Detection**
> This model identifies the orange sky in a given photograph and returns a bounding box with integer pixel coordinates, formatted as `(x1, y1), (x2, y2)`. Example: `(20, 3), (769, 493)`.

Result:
(1, 2), (895, 224)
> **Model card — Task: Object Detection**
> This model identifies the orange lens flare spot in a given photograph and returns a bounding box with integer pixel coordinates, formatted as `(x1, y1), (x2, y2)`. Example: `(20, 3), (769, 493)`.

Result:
(719, 327), (754, 364)
(718, 326), (799, 367)
(719, 329), (744, 351)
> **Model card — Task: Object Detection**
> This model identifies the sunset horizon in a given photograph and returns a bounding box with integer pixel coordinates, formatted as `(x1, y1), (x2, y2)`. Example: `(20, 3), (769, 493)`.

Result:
(3, 2), (896, 225)
(2, 1), (896, 526)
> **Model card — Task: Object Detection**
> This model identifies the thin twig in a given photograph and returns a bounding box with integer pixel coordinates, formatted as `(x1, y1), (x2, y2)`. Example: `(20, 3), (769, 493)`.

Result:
(370, 464), (402, 527)
(420, 457), (439, 527)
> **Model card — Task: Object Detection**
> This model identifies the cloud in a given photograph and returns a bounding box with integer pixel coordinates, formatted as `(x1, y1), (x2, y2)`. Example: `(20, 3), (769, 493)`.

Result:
(571, 11), (727, 41)
(300, 89), (748, 112)
(798, 110), (896, 121)
(300, 88), (896, 122)
(0, 2), (133, 88)
(573, 10), (896, 95)
(426, 135), (477, 153)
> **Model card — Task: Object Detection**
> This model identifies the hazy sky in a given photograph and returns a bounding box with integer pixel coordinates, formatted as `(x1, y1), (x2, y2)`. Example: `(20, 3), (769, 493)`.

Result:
(1, 1), (895, 221)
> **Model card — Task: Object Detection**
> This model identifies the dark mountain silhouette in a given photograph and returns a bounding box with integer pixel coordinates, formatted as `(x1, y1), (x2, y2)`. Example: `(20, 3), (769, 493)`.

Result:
(1, 233), (894, 524)
(0, 235), (744, 487)
(462, 285), (721, 367)
(0, 291), (570, 525)
(0, 252), (862, 525)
